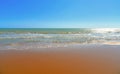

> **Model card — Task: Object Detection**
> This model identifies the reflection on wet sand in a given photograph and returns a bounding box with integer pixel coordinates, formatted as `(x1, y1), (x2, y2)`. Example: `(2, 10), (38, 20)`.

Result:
(0, 45), (120, 74)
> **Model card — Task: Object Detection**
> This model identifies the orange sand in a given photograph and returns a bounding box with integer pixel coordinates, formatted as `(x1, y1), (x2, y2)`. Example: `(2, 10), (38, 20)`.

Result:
(0, 46), (120, 74)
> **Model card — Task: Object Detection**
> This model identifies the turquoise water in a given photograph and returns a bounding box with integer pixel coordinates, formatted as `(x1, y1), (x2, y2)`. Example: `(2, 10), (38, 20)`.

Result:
(0, 28), (120, 49)
(0, 28), (91, 34)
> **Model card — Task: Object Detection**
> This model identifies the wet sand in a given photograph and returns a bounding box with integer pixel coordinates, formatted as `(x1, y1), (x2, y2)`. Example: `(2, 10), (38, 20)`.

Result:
(0, 45), (120, 74)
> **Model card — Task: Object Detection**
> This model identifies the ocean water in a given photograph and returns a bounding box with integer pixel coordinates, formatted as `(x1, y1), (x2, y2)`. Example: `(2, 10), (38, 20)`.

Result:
(0, 28), (120, 50)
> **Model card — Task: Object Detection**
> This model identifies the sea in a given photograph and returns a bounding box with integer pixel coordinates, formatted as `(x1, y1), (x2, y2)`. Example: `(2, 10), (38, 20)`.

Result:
(0, 28), (120, 50)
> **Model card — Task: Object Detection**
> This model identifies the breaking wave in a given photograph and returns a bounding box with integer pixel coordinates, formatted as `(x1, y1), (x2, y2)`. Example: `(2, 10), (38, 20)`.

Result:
(0, 28), (120, 49)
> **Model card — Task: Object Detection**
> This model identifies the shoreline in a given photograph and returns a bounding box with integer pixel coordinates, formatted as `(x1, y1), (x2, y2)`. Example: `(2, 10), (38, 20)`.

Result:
(0, 43), (120, 51)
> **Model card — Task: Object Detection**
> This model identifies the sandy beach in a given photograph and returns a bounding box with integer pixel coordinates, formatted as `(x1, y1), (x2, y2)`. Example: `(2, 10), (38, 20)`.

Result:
(0, 45), (120, 74)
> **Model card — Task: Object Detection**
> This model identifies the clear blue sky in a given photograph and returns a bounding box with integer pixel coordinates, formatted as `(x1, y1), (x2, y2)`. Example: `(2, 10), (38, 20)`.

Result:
(0, 0), (120, 28)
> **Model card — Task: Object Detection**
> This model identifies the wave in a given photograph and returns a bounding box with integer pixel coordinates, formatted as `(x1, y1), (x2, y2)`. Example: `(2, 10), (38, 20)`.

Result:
(0, 28), (120, 46)
(0, 33), (120, 44)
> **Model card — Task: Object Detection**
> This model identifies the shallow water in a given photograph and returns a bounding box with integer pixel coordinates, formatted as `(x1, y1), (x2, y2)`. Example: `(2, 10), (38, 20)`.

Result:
(0, 28), (120, 50)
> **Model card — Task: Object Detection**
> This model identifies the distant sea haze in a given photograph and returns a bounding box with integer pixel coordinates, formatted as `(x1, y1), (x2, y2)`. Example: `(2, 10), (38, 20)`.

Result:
(0, 28), (120, 50)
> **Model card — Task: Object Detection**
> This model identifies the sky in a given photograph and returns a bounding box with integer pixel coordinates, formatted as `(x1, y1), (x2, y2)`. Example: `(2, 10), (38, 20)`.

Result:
(0, 0), (120, 28)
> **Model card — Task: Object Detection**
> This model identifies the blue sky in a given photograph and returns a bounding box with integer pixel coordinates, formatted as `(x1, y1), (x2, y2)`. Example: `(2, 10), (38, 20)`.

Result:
(0, 0), (120, 28)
